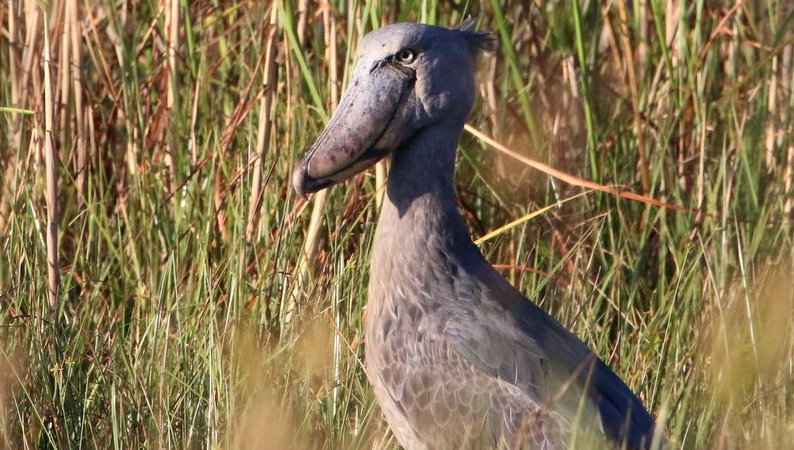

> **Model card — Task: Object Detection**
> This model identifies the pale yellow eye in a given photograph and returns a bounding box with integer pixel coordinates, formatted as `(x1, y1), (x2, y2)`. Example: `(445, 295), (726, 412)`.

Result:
(396, 49), (416, 63)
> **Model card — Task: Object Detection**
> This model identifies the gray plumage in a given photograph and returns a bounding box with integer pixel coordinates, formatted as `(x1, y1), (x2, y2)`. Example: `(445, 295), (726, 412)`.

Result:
(293, 19), (658, 450)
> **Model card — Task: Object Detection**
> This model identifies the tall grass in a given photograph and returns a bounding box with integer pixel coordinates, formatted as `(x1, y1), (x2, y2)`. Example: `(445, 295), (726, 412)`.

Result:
(1, 1), (793, 449)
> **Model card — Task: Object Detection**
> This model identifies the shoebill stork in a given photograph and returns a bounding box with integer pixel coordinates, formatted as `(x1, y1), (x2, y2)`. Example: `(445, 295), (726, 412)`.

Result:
(292, 19), (659, 450)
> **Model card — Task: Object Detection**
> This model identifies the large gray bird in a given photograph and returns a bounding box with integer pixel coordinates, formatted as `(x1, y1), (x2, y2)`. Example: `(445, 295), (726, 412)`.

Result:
(293, 19), (659, 450)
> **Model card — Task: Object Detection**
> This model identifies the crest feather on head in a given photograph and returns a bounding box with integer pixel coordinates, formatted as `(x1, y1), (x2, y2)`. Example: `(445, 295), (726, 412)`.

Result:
(454, 16), (499, 54)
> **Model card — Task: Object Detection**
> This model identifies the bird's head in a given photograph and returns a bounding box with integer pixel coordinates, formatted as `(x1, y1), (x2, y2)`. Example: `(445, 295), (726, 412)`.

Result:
(293, 19), (495, 195)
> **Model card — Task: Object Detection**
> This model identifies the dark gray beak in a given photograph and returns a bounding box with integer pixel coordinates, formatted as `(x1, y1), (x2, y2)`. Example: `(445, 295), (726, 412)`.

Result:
(292, 60), (416, 196)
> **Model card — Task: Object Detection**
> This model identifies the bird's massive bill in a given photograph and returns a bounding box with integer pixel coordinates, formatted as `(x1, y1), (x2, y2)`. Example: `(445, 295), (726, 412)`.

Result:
(292, 60), (416, 196)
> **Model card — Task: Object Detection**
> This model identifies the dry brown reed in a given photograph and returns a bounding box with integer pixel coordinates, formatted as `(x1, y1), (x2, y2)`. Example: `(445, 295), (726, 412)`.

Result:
(246, 3), (280, 242)
(42, 8), (59, 309)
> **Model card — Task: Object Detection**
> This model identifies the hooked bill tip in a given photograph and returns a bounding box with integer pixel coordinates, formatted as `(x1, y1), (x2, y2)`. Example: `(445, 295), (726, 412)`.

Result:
(292, 161), (332, 196)
(292, 165), (310, 197)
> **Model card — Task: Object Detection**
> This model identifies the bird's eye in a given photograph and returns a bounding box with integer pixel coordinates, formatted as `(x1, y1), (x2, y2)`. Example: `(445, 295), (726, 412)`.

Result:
(396, 49), (416, 64)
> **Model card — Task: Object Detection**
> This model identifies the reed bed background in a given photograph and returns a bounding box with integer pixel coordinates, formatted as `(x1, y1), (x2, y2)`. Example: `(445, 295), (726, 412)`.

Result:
(1, 0), (793, 449)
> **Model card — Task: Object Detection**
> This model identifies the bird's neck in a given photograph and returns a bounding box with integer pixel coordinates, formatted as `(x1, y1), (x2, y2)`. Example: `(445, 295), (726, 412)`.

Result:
(371, 121), (482, 280)
(384, 123), (458, 217)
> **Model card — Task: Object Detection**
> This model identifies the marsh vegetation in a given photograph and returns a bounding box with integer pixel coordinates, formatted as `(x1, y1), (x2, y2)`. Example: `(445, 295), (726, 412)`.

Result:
(1, 1), (792, 449)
